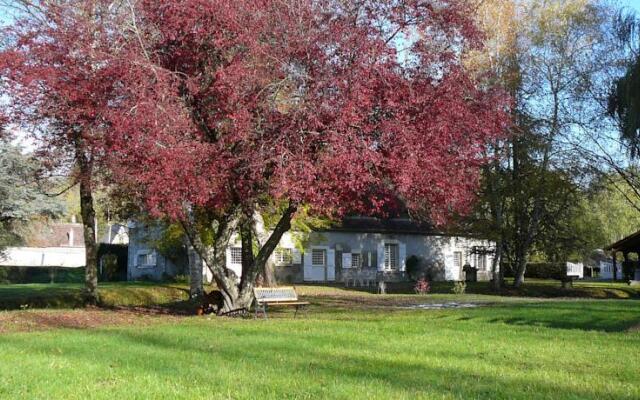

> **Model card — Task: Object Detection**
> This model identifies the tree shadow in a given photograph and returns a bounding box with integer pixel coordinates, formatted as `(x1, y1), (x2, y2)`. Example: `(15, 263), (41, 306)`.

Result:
(460, 301), (640, 332)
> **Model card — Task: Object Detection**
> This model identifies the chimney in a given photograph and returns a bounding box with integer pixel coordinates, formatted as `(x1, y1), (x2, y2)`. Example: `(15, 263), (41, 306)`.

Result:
(71, 215), (77, 224)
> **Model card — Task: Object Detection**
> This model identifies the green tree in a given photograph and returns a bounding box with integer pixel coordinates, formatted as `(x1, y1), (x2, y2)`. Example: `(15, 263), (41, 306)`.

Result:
(470, 0), (624, 287)
(609, 9), (640, 156)
(0, 132), (64, 254)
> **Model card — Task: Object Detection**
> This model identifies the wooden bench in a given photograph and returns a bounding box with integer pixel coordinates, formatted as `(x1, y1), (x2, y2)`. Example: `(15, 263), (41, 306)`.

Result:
(253, 287), (310, 319)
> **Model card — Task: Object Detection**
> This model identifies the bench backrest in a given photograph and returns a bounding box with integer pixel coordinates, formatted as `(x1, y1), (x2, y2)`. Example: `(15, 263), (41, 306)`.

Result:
(254, 287), (298, 303)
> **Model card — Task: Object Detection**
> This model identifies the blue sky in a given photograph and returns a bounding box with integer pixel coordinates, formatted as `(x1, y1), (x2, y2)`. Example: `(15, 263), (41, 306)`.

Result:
(624, 0), (640, 12)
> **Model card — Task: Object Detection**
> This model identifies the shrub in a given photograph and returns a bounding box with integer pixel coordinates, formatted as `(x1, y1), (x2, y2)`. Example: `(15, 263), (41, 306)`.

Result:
(406, 255), (421, 280)
(524, 263), (566, 280)
(414, 278), (430, 295)
(452, 281), (466, 295)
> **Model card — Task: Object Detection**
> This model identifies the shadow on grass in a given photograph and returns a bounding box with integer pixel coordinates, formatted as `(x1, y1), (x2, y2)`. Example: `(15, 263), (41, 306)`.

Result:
(0, 282), (193, 312)
(459, 301), (640, 332)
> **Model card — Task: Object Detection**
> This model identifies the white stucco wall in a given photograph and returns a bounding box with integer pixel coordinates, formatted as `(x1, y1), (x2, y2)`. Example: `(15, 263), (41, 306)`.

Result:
(0, 247), (85, 268)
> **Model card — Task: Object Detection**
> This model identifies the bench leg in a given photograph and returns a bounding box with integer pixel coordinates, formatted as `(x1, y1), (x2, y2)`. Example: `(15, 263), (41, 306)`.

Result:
(254, 302), (268, 319)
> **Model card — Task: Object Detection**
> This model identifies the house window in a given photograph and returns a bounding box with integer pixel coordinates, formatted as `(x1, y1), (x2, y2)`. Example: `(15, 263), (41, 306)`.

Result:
(275, 248), (293, 265)
(477, 255), (486, 271)
(312, 249), (326, 266)
(351, 253), (361, 268)
(230, 247), (242, 265)
(453, 251), (462, 270)
(136, 252), (155, 268)
(384, 243), (398, 270)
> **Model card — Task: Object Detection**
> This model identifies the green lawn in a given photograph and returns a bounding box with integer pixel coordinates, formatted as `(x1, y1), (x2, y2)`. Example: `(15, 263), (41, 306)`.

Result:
(0, 278), (637, 311)
(0, 282), (193, 310)
(0, 284), (639, 399)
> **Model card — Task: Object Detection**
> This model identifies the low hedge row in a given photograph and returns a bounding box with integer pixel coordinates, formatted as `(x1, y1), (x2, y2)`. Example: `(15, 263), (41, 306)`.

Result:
(0, 266), (85, 284)
(502, 262), (568, 280)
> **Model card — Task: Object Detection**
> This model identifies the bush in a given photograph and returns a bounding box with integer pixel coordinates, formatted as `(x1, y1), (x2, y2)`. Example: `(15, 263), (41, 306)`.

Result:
(406, 255), (421, 280)
(452, 281), (466, 295)
(0, 266), (84, 284)
(523, 263), (566, 280)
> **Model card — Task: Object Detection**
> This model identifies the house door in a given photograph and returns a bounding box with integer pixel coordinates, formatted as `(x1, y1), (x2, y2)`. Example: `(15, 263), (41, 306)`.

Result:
(304, 248), (335, 281)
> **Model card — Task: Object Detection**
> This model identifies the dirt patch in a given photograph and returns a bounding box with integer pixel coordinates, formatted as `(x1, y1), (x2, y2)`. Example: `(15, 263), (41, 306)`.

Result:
(0, 307), (188, 334)
(303, 294), (493, 310)
(398, 302), (483, 310)
(628, 323), (640, 333)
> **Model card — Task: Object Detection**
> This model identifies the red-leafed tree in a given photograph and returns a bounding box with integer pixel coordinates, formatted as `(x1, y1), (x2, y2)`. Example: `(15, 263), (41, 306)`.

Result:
(0, 1), (120, 303)
(103, 0), (509, 311)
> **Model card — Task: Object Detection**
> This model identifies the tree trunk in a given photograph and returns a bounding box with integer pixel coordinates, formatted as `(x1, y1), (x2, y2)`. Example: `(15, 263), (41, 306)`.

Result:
(262, 259), (276, 287)
(236, 204), (297, 307)
(513, 255), (526, 288)
(253, 212), (276, 286)
(181, 204), (297, 313)
(491, 241), (503, 291)
(79, 174), (98, 305)
(187, 244), (203, 299)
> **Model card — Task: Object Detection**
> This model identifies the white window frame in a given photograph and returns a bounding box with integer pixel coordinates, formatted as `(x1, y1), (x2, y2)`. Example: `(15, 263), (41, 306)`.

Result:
(453, 251), (462, 270)
(351, 251), (361, 268)
(274, 248), (293, 266)
(384, 243), (399, 271)
(477, 254), (487, 271)
(229, 247), (242, 265)
(135, 250), (156, 269)
(311, 248), (327, 267)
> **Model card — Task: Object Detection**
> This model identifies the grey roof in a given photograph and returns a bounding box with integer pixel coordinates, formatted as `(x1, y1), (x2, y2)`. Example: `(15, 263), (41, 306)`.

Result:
(322, 216), (437, 235)
(27, 223), (85, 248)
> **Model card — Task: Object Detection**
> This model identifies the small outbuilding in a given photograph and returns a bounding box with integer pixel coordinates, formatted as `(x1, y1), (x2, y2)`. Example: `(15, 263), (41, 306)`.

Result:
(604, 231), (640, 282)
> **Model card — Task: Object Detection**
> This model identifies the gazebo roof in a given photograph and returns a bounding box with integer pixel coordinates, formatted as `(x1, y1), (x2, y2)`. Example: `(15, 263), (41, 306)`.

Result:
(604, 229), (640, 252)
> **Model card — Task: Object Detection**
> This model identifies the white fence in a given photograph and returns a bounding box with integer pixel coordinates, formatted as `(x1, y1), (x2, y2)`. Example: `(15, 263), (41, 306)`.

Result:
(566, 262), (584, 279)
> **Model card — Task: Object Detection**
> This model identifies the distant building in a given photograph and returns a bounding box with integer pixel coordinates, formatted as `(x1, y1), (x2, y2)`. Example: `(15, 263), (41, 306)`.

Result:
(126, 221), (190, 281)
(128, 216), (496, 284)
(101, 223), (129, 245)
(0, 222), (85, 268)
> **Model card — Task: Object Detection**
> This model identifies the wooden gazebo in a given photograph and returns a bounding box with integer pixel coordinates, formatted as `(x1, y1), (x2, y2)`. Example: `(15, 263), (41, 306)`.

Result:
(604, 230), (640, 282)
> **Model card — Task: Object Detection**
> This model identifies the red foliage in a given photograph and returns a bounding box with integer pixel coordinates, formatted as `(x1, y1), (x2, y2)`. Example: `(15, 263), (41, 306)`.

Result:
(414, 278), (431, 295)
(0, 1), (118, 173)
(2, 0), (510, 225)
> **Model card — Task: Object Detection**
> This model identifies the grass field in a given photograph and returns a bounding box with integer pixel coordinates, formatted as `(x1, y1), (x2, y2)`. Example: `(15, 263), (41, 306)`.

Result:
(0, 283), (639, 399)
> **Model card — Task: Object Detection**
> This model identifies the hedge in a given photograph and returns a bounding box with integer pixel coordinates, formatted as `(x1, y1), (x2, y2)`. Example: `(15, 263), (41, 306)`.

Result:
(0, 267), (85, 284)
(502, 262), (568, 280)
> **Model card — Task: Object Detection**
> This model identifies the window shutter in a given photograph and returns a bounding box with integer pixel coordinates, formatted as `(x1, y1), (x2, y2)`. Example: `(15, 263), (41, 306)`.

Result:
(225, 247), (232, 268)
(342, 253), (352, 269)
(377, 243), (385, 271)
(303, 249), (312, 279)
(327, 249), (336, 280)
(292, 249), (302, 264)
(399, 243), (406, 272)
